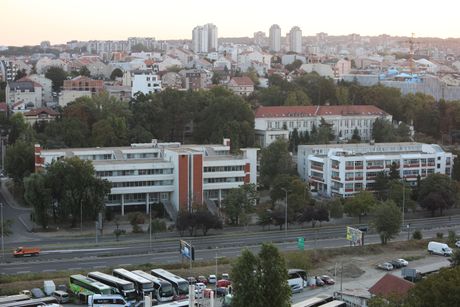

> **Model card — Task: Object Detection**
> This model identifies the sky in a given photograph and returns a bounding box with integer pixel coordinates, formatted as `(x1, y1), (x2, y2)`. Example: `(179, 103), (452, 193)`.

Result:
(1, 0), (459, 46)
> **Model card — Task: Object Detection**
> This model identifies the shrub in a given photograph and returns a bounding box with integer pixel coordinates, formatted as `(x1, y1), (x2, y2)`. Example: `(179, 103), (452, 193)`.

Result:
(436, 232), (444, 239)
(412, 230), (422, 240)
(447, 230), (457, 245)
(284, 251), (312, 271)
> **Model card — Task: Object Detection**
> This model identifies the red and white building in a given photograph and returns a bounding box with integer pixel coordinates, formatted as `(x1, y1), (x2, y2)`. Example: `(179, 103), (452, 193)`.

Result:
(227, 76), (254, 96)
(35, 139), (258, 216)
(297, 142), (454, 198)
(255, 105), (392, 147)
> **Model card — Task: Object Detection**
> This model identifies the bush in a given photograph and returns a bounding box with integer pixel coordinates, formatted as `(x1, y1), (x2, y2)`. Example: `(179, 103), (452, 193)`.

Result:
(128, 212), (145, 225)
(448, 230), (457, 245)
(436, 232), (444, 239)
(284, 251), (312, 271)
(150, 219), (167, 233)
(412, 230), (423, 240)
(105, 208), (114, 222)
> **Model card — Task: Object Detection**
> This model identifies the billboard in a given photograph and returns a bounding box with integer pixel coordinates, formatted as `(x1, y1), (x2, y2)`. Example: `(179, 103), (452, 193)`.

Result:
(179, 240), (195, 260)
(346, 226), (363, 246)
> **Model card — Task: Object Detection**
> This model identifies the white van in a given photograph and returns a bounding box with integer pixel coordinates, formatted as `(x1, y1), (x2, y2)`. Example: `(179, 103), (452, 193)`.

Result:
(44, 280), (56, 296)
(428, 241), (453, 256)
(88, 294), (130, 307)
(52, 290), (69, 303)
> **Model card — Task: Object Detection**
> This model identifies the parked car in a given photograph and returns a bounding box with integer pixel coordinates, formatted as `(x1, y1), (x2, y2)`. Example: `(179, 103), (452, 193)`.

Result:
(319, 275), (335, 285)
(197, 275), (208, 285)
(217, 279), (231, 288)
(44, 280), (56, 296)
(52, 290), (69, 304)
(428, 241), (453, 256)
(389, 260), (404, 269)
(30, 288), (45, 298)
(195, 282), (206, 292)
(315, 276), (325, 286)
(56, 284), (68, 292)
(208, 274), (217, 284)
(396, 258), (409, 266)
(377, 262), (394, 271)
(221, 273), (229, 280)
(19, 290), (32, 297)
(455, 240), (460, 248)
(216, 287), (228, 297)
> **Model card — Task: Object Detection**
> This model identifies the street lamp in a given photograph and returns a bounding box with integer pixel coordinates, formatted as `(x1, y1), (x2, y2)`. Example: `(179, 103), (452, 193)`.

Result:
(402, 177), (406, 231)
(149, 202), (152, 253)
(281, 188), (289, 237)
(1, 203), (4, 261)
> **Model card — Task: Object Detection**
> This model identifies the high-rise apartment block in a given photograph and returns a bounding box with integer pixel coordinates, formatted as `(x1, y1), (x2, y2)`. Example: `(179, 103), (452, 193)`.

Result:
(289, 26), (302, 53)
(192, 23), (218, 53)
(269, 24), (281, 52)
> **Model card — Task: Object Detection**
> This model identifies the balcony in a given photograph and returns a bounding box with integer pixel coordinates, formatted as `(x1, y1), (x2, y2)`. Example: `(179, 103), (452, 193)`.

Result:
(331, 176), (341, 181)
(310, 176), (324, 182)
(332, 164), (339, 170)
(345, 188), (354, 192)
(366, 165), (384, 170)
(355, 177), (363, 180)
(427, 162), (435, 166)
(311, 165), (323, 171)
(403, 163), (420, 168)
(345, 177), (354, 181)
(354, 165), (363, 170)
(345, 166), (354, 170)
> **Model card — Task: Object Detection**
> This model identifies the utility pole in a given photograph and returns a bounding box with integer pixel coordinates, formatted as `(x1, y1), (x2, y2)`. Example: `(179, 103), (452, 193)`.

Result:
(80, 202), (83, 233)
(402, 177), (406, 232)
(149, 202), (152, 253)
(281, 188), (288, 237)
(1, 203), (4, 261)
(95, 221), (98, 244)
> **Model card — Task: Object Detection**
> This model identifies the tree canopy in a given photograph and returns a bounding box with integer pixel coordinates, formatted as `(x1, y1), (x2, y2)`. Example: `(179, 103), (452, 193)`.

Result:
(417, 173), (457, 216)
(372, 200), (402, 244)
(344, 190), (375, 223)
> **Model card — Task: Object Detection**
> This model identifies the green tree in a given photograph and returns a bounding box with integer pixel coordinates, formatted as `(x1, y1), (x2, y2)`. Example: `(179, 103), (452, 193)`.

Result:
(14, 69), (27, 81)
(372, 200), (402, 244)
(405, 266), (460, 307)
(417, 173), (457, 216)
(232, 249), (261, 307)
(78, 66), (91, 77)
(373, 172), (389, 200)
(449, 249), (460, 267)
(350, 127), (361, 143)
(326, 198), (344, 219)
(24, 173), (52, 229)
(0, 219), (13, 237)
(110, 68), (124, 80)
(389, 162), (400, 180)
(310, 118), (334, 144)
(5, 140), (34, 186)
(259, 139), (294, 187)
(344, 190), (375, 223)
(284, 90), (311, 106)
(285, 59), (303, 72)
(270, 174), (310, 221)
(223, 184), (257, 225)
(8, 112), (30, 145)
(45, 66), (68, 92)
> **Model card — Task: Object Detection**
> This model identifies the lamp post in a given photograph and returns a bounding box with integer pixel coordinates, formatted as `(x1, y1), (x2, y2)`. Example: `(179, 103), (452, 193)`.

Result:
(1, 203), (4, 261)
(281, 188), (288, 237)
(149, 202), (152, 253)
(402, 177), (405, 231)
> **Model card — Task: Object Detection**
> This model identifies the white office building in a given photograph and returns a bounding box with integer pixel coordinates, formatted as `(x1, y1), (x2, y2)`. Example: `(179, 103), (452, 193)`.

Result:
(269, 24), (281, 52)
(255, 105), (392, 147)
(297, 142), (454, 198)
(35, 140), (258, 217)
(131, 73), (162, 97)
(192, 23), (218, 53)
(289, 26), (302, 54)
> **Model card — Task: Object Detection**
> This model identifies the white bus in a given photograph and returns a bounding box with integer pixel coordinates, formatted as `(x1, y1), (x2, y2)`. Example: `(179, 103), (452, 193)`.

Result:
(112, 268), (155, 297)
(87, 272), (137, 302)
(88, 294), (129, 307)
(320, 300), (347, 307)
(132, 270), (174, 303)
(291, 295), (333, 307)
(150, 269), (189, 300)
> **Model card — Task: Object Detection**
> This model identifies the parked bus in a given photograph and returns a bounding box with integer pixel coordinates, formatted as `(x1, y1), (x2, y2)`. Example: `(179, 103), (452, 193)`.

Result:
(69, 274), (113, 302)
(150, 269), (189, 300)
(88, 294), (130, 307)
(88, 271), (137, 302)
(291, 295), (333, 307)
(132, 270), (174, 303)
(288, 269), (308, 292)
(112, 268), (155, 297)
(0, 294), (30, 305)
(0, 297), (58, 307)
(320, 300), (347, 307)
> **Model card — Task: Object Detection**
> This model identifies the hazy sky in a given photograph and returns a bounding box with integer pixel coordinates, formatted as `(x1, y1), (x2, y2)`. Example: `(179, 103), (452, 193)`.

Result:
(2, 0), (459, 46)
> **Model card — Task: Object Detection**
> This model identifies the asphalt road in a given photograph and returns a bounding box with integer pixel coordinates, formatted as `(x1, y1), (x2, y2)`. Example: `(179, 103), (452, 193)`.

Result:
(1, 224), (459, 275)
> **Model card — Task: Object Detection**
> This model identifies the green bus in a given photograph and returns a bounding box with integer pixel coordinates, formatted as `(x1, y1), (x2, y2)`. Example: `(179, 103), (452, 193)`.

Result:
(69, 274), (113, 300)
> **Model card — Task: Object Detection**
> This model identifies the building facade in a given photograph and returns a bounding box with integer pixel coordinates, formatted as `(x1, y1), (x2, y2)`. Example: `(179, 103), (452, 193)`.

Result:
(131, 73), (162, 97)
(63, 76), (104, 93)
(227, 76), (255, 96)
(192, 23), (218, 53)
(35, 140), (258, 216)
(297, 142), (454, 198)
(289, 26), (302, 54)
(6, 79), (43, 108)
(254, 105), (392, 147)
(269, 24), (281, 52)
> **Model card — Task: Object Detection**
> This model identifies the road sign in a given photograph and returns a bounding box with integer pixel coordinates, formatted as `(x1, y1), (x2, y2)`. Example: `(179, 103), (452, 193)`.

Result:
(346, 226), (363, 246)
(297, 237), (304, 250)
(179, 240), (195, 260)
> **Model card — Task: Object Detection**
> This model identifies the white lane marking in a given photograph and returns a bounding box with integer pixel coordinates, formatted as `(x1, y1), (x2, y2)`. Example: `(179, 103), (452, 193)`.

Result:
(118, 263), (132, 267)
(43, 269), (56, 272)
(42, 247), (127, 254)
(17, 271), (31, 274)
(68, 268), (82, 271)
(93, 265), (107, 269)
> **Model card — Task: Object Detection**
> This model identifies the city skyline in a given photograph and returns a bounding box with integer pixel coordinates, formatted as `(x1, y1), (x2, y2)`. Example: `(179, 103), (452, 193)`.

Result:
(2, 0), (460, 46)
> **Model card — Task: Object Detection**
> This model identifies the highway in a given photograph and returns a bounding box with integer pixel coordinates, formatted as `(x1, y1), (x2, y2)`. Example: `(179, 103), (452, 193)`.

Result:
(1, 221), (459, 274)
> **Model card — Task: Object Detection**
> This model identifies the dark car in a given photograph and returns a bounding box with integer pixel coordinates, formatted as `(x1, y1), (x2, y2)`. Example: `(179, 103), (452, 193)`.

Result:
(197, 275), (208, 285)
(30, 288), (45, 298)
(216, 287), (228, 297)
(389, 260), (404, 269)
(320, 275), (335, 285)
(315, 276), (325, 286)
(187, 276), (197, 284)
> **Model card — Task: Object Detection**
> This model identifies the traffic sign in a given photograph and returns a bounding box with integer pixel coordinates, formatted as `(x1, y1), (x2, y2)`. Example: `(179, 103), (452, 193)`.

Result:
(297, 237), (305, 250)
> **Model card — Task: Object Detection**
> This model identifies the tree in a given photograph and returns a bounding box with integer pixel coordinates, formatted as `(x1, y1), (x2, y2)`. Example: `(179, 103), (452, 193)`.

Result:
(344, 190), (375, 223)
(449, 250), (460, 267)
(110, 68), (124, 80)
(24, 173), (52, 229)
(5, 140), (34, 186)
(256, 203), (272, 230)
(372, 201), (402, 244)
(289, 128), (300, 152)
(223, 184), (257, 225)
(389, 162), (400, 180)
(194, 210), (223, 236)
(405, 266), (460, 307)
(285, 59), (303, 72)
(113, 218), (126, 241)
(418, 173), (457, 216)
(310, 118), (335, 144)
(327, 198), (344, 219)
(78, 66), (91, 77)
(175, 210), (191, 236)
(284, 90), (311, 106)
(14, 69), (27, 81)
(373, 172), (389, 200)
(232, 244), (290, 307)
(259, 139), (294, 187)
(350, 127), (361, 143)
(45, 66), (68, 92)
(315, 206), (330, 226)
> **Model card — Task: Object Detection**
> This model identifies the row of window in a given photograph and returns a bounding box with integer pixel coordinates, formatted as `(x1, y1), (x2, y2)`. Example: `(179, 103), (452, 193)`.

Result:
(79, 154), (113, 161)
(112, 180), (173, 188)
(267, 119), (374, 130)
(107, 192), (169, 202)
(124, 152), (159, 159)
(96, 168), (173, 177)
(204, 177), (245, 183)
(204, 165), (245, 172)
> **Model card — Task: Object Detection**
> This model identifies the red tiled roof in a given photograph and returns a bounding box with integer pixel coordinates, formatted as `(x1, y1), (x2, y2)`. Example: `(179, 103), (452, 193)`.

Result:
(230, 76), (254, 86)
(23, 107), (60, 117)
(255, 105), (388, 118)
(369, 274), (415, 298)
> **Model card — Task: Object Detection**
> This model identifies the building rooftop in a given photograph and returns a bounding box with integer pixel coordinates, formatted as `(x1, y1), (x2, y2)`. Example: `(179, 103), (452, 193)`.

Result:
(255, 105), (388, 118)
(369, 274), (414, 298)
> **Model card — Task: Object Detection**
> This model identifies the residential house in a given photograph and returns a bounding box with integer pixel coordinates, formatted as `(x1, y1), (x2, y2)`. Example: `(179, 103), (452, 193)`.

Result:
(227, 76), (254, 96)
(23, 107), (59, 125)
(6, 79), (43, 108)
(63, 76), (104, 94)
(131, 73), (162, 97)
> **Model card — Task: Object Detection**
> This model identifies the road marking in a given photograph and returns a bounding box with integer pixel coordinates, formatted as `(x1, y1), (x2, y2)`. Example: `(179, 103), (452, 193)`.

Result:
(68, 268), (82, 271)
(119, 263), (131, 267)
(93, 265), (107, 269)
(43, 269), (56, 272)
(42, 247), (127, 254)
(17, 271), (31, 274)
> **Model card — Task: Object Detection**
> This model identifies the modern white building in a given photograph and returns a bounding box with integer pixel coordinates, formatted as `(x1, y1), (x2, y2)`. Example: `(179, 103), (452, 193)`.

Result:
(131, 73), (162, 97)
(297, 142), (454, 198)
(35, 140), (258, 216)
(192, 23), (218, 53)
(6, 78), (43, 108)
(254, 105), (392, 147)
(28, 74), (53, 104)
(269, 24), (281, 52)
(289, 26), (302, 54)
